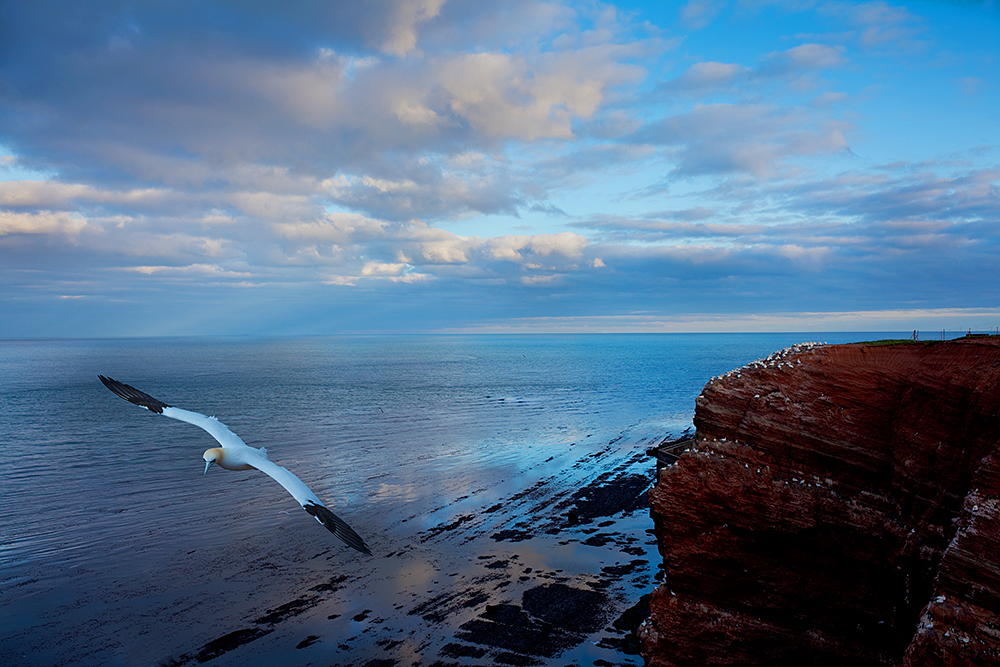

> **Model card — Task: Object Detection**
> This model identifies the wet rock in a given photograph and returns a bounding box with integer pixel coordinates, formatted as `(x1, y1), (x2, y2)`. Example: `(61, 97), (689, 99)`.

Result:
(599, 592), (650, 655)
(601, 560), (646, 577)
(439, 642), (487, 659)
(490, 529), (534, 542)
(253, 596), (320, 625)
(358, 659), (397, 667)
(192, 628), (272, 663)
(571, 474), (651, 520)
(582, 533), (615, 547)
(521, 583), (605, 634)
(309, 573), (349, 593)
(294, 635), (320, 649)
(495, 651), (543, 665)
(456, 583), (609, 660)
(407, 586), (492, 624)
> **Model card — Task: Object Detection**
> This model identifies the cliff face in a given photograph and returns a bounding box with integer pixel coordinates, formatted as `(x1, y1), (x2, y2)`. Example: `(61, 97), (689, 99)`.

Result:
(640, 337), (1000, 666)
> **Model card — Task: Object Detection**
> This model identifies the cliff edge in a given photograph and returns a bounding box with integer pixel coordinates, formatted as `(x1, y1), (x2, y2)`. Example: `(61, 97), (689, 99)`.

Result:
(640, 337), (1000, 666)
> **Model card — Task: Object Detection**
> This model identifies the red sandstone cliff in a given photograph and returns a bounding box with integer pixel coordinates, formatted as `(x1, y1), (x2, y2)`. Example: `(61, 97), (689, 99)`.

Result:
(640, 337), (1000, 666)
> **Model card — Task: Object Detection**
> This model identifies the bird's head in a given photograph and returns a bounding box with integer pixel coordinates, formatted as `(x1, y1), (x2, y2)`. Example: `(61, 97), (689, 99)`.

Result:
(203, 448), (223, 475)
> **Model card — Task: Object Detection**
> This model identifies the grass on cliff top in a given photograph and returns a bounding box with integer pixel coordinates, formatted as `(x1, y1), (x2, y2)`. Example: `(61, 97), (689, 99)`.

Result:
(852, 334), (999, 346)
(851, 338), (941, 346)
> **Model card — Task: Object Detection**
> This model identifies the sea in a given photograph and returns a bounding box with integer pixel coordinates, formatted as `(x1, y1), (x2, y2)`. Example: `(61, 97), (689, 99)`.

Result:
(0, 333), (896, 667)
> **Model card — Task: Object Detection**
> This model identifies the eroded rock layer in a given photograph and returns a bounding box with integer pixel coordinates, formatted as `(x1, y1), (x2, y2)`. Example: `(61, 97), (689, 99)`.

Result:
(640, 338), (1000, 667)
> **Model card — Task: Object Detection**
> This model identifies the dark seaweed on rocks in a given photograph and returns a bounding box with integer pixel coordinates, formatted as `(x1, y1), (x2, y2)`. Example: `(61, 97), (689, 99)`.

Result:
(455, 583), (609, 660)
(490, 529), (534, 542)
(253, 596), (321, 625)
(309, 573), (349, 593)
(598, 593), (651, 655)
(192, 628), (273, 663)
(294, 635), (321, 649)
(408, 586), (492, 624)
(571, 473), (651, 521)
(440, 642), (488, 659)
(522, 583), (606, 634)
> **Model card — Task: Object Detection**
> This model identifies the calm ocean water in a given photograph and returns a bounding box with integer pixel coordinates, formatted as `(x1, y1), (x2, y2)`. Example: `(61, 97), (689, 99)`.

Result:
(0, 333), (892, 666)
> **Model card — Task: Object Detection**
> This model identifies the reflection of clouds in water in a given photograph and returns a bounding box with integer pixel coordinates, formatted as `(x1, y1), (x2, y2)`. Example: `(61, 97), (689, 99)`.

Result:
(384, 557), (439, 597)
(372, 481), (424, 503)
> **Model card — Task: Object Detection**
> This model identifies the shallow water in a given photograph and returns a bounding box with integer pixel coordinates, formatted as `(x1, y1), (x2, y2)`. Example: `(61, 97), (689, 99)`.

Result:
(0, 333), (889, 666)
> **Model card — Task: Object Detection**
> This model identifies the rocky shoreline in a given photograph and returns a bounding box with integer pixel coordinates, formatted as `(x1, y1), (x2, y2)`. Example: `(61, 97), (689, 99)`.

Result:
(151, 434), (664, 667)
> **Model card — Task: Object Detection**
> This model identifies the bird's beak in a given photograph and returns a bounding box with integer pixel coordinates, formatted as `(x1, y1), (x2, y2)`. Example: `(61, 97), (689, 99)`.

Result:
(204, 460), (214, 475)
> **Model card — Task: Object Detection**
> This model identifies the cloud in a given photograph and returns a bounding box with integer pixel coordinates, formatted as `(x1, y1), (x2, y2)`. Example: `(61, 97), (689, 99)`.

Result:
(379, 0), (446, 55)
(441, 307), (1000, 334)
(437, 52), (604, 140)
(322, 157), (523, 222)
(274, 212), (389, 246)
(958, 77), (984, 96)
(818, 0), (929, 52)
(770, 164), (1000, 223)
(661, 61), (753, 94)
(659, 43), (848, 96)
(679, 0), (729, 30)
(573, 214), (758, 240)
(0, 2), (653, 222)
(226, 192), (315, 220)
(761, 42), (848, 72)
(0, 210), (90, 236)
(520, 274), (559, 286)
(484, 232), (588, 261)
(261, 207), (597, 291)
(125, 263), (253, 280)
(326, 265), (446, 287)
(810, 91), (848, 107)
(635, 103), (851, 178)
(0, 181), (172, 209)
(528, 143), (658, 190)
(566, 158), (1000, 299)
(654, 206), (716, 221)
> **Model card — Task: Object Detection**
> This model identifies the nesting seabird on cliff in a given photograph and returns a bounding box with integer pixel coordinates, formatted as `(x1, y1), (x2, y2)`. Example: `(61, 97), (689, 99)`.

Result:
(98, 375), (371, 555)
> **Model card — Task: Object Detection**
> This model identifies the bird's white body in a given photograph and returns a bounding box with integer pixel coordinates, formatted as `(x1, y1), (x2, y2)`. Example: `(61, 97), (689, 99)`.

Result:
(99, 376), (371, 555)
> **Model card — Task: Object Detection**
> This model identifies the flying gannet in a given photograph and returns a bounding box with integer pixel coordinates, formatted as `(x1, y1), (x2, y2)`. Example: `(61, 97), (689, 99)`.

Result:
(99, 375), (371, 555)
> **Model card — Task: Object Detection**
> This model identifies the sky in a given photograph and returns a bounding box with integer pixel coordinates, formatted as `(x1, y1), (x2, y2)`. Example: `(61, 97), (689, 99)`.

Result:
(1, 0), (998, 336)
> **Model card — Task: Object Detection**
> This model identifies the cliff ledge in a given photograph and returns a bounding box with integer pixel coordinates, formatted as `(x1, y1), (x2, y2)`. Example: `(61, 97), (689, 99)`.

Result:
(641, 337), (1000, 666)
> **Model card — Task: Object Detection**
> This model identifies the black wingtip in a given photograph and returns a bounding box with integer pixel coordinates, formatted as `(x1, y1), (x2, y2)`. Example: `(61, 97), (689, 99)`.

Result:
(99, 375), (172, 414)
(303, 502), (372, 556)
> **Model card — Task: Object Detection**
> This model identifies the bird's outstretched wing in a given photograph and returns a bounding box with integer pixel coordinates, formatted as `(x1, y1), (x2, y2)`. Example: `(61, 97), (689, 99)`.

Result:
(99, 375), (247, 448)
(99, 375), (170, 413)
(252, 458), (372, 555)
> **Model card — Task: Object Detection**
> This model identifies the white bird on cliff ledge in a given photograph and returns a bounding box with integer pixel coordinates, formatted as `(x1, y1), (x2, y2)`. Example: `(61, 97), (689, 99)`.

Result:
(99, 375), (371, 555)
